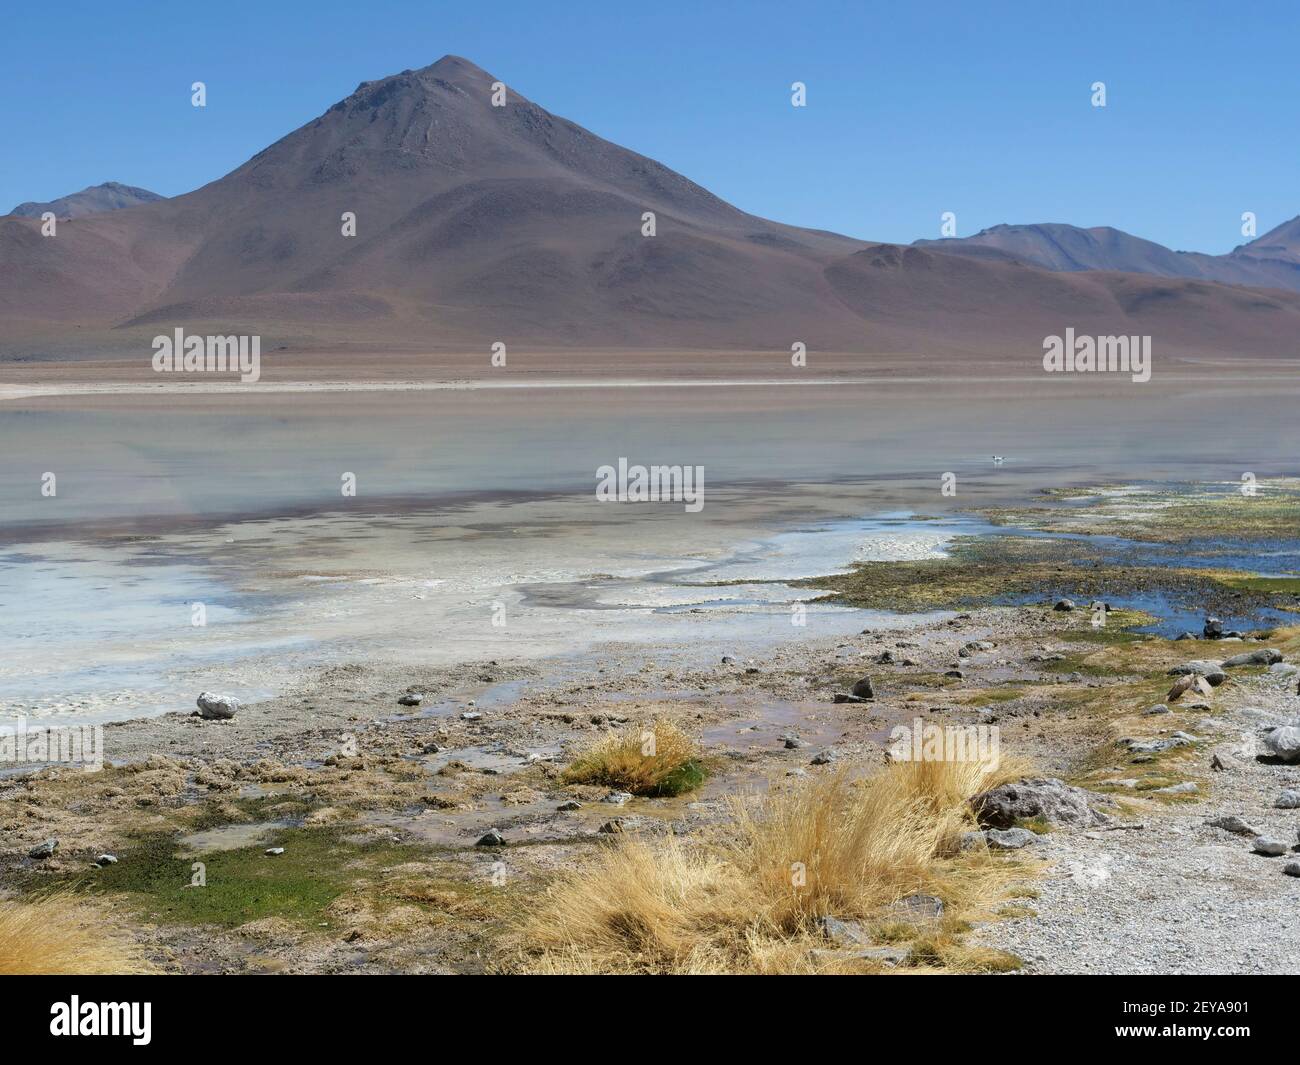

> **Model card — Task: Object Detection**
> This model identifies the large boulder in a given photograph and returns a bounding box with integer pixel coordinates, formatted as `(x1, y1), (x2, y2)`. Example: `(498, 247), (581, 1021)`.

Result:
(971, 777), (1109, 829)
(196, 692), (240, 720)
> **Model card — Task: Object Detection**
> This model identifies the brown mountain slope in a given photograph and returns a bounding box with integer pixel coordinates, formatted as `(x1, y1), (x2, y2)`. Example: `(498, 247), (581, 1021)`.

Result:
(2, 55), (1298, 362)
(8, 182), (164, 219)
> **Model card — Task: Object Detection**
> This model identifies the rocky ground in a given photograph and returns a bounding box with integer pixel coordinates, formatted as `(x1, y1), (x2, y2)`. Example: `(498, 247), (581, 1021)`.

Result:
(4, 498), (1300, 974)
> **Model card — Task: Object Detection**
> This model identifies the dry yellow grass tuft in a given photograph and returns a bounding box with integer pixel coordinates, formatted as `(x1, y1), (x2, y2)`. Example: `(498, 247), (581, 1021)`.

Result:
(513, 753), (1032, 974)
(0, 893), (154, 975)
(560, 720), (706, 796)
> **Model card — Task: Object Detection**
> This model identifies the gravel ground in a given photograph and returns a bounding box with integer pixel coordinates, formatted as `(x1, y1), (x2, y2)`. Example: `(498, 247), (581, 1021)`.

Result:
(977, 666), (1300, 974)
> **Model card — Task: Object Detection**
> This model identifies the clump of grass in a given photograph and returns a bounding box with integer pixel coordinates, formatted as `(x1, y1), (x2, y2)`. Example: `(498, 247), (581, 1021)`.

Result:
(0, 893), (153, 974)
(512, 753), (1033, 974)
(560, 720), (706, 797)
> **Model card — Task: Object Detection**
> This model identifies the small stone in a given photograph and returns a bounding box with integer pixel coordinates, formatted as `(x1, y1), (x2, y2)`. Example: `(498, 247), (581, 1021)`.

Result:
(1143, 704), (1170, 716)
(196, 692), (240, 720)
(265, 847), (285, 856)
(598, 819), (625, 834)
(461, 711), (482, 721)
(1054, 599), (1075, 612)
(782, 734), (807, 749)
(833, 693), (870, 704)
(945, 669), (965, 679)
(27, 839), (58, 860)
(1284, 861), (1300, 878)
(984, 828), (1039, 850)
(810, 749), (838, 766)
(1153, 781), (1198, 795)
(1203, 617), (1224, 639)
(476, 829), (507, 847)
(1252, 836), (1288, 856)
(556, 800), (582, 811)
(1273, 789), (1300, 809)
(603, 791), (633, 805)
(850, 676), (875, 699)
(398, 693), (424, 706)
(95, 854), (118, 866)
(1210, 752), (1236, 772)
(721, 655), (735, 665)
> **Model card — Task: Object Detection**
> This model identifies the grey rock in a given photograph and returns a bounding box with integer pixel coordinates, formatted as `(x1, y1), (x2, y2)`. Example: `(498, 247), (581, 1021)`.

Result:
(850, 676), (875, 699)
(196, 691), (240, 720)
(984, 827), (1039, 850)
(28, 839), (58, 859)
(1284, 861), (1300, 878)
(1252, 836), (1289, 856)
(95, 854), (118, 866)
(833, 693), (871, 704)
(890, 893), (945, 920)
(1222, 648), (1282, 667)
(1203, 617), (1224, 639)
(1118, 736), (1192, 755)
(1273, 789), (1300, 809)
(817, 915), (872, 946)
(972, 777), (1109, 829)
(782, 734), (807, 749)
(1053, 598), (1075, 611)
(810, 749), (838, 765)
(1166, 661), (1226, 685)
(945, 669), (965, 679)
(1205, 816), (1261, 836)
(1210, 752), (1236, 772)
(1143, 704), (1171, 716)
(397, 693), (424, 706)
(603, 791), (633, 805)
(597, 819), (625, 834)
(476, 829), (507, 847)
(556, 800), (582, 811)
(460, 710), (482, 721)
(1261, 726), (1300, 763)
(265, 847), (285, 856)
(721, 655), (736, 665)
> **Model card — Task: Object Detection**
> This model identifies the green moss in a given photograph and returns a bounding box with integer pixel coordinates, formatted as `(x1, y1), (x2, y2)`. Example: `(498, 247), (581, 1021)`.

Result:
(73, 827), (430, 930)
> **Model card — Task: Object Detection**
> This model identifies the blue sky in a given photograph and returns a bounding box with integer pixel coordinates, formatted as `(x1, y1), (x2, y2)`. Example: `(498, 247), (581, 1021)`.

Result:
(3, 0), (1296, 252)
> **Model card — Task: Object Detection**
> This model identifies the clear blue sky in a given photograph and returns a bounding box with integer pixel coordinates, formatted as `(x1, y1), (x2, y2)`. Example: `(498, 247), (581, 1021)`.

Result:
(4, 0), (1296, 252)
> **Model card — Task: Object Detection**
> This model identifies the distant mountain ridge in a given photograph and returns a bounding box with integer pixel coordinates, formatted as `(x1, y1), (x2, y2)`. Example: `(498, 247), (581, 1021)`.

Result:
(914, 219), (1300, 292)
(1, 55), (1299, 363)
(8, 182), (164, 219)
